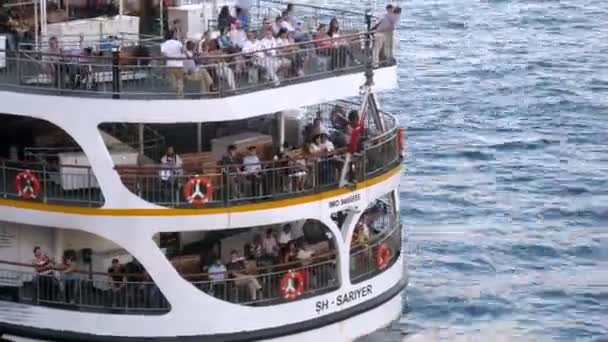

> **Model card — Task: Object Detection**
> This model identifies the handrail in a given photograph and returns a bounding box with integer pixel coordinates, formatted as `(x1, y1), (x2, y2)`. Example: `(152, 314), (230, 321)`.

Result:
(8, 31), (369, 64)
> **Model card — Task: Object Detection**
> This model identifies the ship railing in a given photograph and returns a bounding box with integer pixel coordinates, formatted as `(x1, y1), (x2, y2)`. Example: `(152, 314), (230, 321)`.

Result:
(115, 128), (401, 208)
(164, 0), (371, 32)
(350, 221), (401, 284)
(0, 124), (400, 207)
(304, 100), (399, 133)
(0, 32), (397, 99)
(0, 158), (104, 207)
(185, 251), (339, 305)
(0, 261), (169, 314)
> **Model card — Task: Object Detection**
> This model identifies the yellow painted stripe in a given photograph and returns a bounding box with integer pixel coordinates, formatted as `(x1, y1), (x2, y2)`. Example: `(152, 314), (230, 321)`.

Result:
(0, 166), (401, 217)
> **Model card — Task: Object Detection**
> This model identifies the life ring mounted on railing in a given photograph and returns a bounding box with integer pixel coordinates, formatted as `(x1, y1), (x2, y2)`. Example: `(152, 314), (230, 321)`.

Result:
(279, 270), (306, 300)
(15, 170), (41, 200)
(375, 242), (391, 270)
(182, 176), (213, 205)
(397, 127), (405, 154)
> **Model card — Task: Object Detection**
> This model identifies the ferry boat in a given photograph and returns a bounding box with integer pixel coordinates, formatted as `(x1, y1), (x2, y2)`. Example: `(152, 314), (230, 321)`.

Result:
(0, 0), (405, 340)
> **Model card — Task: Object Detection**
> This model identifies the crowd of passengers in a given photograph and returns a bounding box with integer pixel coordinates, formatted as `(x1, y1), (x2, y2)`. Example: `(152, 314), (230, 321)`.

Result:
(6, 2), (400, 93)
(157, 105), (368, 201)
(159, 1), (395, 96)
(199, 224), (334, 302)
(28, 246), (160, 309)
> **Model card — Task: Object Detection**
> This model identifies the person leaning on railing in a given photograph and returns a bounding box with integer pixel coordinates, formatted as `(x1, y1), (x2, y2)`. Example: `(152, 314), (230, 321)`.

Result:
(32, 246), (59, 301)
(107, 258), (127, 307)
(371, 4), (401, 66)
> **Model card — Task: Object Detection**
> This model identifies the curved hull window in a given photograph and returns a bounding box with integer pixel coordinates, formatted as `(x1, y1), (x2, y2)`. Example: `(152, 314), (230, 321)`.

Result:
(154, 219), (340, 306)
(0, 222), (169, 314)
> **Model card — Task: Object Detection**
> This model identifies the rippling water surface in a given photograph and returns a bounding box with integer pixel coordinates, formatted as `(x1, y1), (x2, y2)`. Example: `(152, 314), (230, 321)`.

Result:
(323, 0), (608, 340)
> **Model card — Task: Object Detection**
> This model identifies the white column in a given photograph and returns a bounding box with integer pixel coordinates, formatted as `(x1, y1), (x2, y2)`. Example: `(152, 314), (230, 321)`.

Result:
(41, 0), (48, 38)
(119, 0), (124, 17)
(197, 122), (202, 152)
(138, 123), (144, 162)
(278, 111), (285, 152)
(53, 229), (65, 262)
(34, 0), (39, 48)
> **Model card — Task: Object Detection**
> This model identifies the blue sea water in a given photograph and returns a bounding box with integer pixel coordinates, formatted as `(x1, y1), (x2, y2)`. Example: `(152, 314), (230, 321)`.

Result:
(359, 0), (608, 340)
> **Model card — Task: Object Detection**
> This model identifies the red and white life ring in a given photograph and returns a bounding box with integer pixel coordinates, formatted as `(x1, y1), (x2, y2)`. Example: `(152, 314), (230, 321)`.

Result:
(279, 270), (306, 300)
(15, 170), (41, 200)
(376, 242), (391, 270)
(182, 176), (213, 205)
(397, 127), (405, 154)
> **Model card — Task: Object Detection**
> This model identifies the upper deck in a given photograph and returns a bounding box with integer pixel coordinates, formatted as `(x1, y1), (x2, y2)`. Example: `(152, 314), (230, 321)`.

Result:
(0, 0), (398, 118)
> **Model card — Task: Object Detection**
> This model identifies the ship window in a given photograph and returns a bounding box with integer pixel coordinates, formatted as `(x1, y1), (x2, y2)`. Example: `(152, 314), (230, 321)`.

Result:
(0, 113), (104, 207)
(0, 222), (169, 314)
(349, 192), (401, 284)
(153, 219), (340, 306)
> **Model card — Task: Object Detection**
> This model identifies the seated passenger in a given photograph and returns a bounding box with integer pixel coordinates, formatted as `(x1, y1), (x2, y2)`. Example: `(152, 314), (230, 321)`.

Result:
(278, 224), (293, 255)
(283, 241), (298, 264)
(262, 228), (279, 259)
(184, 40), (213, 93)
(200, 39), (236, 91)
(314, 24), (333, 53)
(218, 27), (239, 54)
(227, 250), (262, 301)
(257, 17), (274, 39)
(229, 20), (247, 48)
(207, 257), (227, 296)
(258, 29), (283, 86)
(296, 240), (315, 266)
(272, 15), (295, 36)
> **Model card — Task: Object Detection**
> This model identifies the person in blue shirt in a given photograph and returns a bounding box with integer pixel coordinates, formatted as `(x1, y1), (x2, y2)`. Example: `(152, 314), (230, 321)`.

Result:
(235, 7), (250, 32)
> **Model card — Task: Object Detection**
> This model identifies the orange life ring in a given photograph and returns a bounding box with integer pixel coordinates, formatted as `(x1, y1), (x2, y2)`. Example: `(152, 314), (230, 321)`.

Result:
(279, 270), (306, 300)
(182, 176), (213, 205)
(397, 127), (405, 153)
(15, 170), (41, 200)
(376, 242), (391, 270)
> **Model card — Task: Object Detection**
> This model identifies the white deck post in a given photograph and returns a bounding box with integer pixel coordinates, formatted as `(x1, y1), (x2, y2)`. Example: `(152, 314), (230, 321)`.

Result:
(34, 0), (39, 48)
(197, 122), (203, 152)
(278, 111), (285, 152)
(53, 229), (65, 265)
(138, 123), (144, 162)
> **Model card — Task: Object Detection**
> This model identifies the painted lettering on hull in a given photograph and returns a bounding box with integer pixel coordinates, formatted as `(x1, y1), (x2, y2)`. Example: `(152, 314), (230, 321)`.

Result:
(315, 285), (373, 314)
(328, 193), (361, 209)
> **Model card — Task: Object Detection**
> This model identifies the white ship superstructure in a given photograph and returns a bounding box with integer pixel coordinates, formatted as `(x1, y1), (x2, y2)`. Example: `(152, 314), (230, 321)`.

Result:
(0, 0), (405, 340)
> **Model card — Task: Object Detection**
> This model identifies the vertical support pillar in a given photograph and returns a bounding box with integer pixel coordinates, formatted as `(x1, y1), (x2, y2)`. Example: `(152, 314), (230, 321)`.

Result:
(112, 48), (121, 99)
(53, 229), (65, 264)
(138, 123), (144, 161)
(278, 111), (285, 152)
(160, 0), (164, 38)
(197, 122), (203, 152)
(34, 0), (39, 49)
(364, 10), (374, 88)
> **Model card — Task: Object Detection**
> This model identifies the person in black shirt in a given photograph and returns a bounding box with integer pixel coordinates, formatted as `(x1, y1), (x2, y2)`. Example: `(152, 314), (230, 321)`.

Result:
(108, 258), (126, 307)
